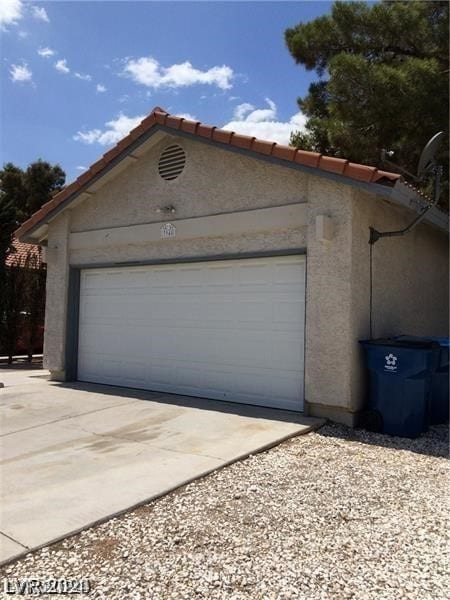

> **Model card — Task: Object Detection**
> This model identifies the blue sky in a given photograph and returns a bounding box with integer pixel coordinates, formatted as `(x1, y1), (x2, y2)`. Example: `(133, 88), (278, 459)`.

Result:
(2, 1), (332, 183)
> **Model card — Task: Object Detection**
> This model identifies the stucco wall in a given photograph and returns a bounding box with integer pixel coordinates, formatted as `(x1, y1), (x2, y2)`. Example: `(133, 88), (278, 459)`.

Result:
(353, 190), (449, 338)
(69, 228), (307, 267)
(347, 189), (449, 414)
(45, 134), (310, 381)
(70, 135), (309, 232)
(304, 177), (354, 418)
(42, 131), (449, 424)
(43, 212), (70, 378)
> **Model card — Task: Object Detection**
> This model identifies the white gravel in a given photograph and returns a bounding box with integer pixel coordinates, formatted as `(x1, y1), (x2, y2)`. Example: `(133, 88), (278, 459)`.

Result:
(1, 423), (449, 599)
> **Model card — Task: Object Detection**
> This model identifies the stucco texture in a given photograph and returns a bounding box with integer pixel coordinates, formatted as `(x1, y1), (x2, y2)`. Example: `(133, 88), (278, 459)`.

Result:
(42, 130), (449, 424)
(305, 182), (448, 418)
(347, 189), (449, 414)
(70, 135), (309, 233)
(43, 212), (70, 375)
(304, 177), (354, 414)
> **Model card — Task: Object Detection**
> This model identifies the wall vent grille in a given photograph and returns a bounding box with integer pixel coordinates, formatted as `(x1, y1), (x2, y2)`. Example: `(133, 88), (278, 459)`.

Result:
(158, 144), (186, 181)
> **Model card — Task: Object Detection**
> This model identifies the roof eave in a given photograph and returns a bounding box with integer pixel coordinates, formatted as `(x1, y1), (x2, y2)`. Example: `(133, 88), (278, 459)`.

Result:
(18, 115), (447, 243)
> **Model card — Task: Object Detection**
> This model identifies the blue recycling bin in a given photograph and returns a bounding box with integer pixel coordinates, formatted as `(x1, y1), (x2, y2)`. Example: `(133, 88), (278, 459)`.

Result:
(395, 336), (449, 424)
(360, 338), (440, 438)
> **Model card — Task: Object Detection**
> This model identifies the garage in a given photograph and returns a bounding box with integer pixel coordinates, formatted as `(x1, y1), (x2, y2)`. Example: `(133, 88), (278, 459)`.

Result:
(16, 107), (448, 425)
(77, 255), (306, 411)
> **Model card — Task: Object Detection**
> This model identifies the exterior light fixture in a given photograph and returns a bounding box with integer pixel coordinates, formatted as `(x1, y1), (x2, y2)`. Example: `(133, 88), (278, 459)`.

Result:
(156, 205), (176, 214)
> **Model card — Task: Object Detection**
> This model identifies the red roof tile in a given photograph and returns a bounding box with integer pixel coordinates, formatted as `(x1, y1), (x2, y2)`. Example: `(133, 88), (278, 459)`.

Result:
(343, 163), (378, 182)
(251, 139), (276, 155)
(212, 128), (233, 144)
(294, 150), (321, 169)
(5, 239), (42, 268)
(165, 115), (182, 129)
(16, 106), (402, 240)
(230, 133), (255, 150)
(197, 124), (215, 139)
(272, 145), (297, 161)
(180, 119), (199, 135)
(319, 156), (349, 175)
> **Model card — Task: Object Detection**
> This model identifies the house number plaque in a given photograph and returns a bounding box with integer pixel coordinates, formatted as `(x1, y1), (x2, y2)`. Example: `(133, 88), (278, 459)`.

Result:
(161, 223), (176, 239)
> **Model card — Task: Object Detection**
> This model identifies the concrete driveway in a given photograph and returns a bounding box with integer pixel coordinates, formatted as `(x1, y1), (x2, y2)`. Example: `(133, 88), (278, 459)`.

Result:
(0, 366), (322, 564)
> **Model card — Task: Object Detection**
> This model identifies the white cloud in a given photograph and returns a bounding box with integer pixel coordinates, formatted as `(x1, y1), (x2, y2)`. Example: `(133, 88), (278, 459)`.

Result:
(123, 56), (233, 90)
(96, 83), (107, 93)
(233, 102), (254, 120)
(10, 62), (32, 83)
(76, 165), (87, 171)
(175, 112), (197, 121)
(223, 98), (306, 145)
(0, 0), (23, 27)
(18, 29), (27, 38)
(55, 59), (70, 74)
(31, 5), (49, 22)
(38, 46), (54, 58)
(73, 113), (145, 146)
(74, 72), (92, 81)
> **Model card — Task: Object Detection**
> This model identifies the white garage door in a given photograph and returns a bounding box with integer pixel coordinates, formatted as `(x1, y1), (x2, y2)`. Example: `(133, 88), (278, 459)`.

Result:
(77, 255), (305, 411)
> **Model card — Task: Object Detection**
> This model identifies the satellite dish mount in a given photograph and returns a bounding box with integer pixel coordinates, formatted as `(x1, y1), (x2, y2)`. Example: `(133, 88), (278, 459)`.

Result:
(369, 132), (444, 245)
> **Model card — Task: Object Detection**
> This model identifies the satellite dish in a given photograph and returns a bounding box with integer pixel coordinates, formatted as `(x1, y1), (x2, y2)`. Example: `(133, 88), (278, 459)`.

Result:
(417, 131), (445, 180)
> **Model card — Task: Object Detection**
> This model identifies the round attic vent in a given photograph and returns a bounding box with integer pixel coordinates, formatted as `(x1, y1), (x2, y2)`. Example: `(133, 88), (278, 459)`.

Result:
(158, 144), (186, 181)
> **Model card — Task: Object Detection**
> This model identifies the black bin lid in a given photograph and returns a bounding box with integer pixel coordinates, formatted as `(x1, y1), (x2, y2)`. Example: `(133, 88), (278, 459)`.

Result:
(360, 337), (440, 350)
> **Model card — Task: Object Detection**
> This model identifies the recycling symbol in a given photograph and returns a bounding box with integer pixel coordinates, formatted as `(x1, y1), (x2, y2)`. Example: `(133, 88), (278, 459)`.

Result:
(385, 353), (397, 366)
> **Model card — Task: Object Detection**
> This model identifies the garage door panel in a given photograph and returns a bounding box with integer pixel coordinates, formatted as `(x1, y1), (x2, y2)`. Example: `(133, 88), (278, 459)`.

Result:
(121, 271), (149, 289)
(206, 265), (235, 286)
(269, 372), (303, 401)
(178, 301), (203, 321)
(237, 301), (271, 323)
(81, 296), (124, 321)
(273, 260), (305, 284)
(272, 338), (304, 368)
(274, 301), (305, 325)
(234, 369), (273, 397)
(238, 263), (270, 285)
(205, 299), (236, 321)
(119, 361), (147, 383)
(175, 266), (205, 287)
(175, 366), (206, 389)
(149, 363), (172, 385)
(78, 255), (305, 411)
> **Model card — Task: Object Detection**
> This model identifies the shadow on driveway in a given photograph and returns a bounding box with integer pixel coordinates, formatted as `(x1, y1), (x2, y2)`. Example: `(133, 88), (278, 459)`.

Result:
(53, 380), (314, 426)
(0, 359), (43, 370)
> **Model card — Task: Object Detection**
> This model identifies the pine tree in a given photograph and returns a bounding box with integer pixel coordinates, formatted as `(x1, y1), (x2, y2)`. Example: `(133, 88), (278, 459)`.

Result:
(285, 1), (448, 203)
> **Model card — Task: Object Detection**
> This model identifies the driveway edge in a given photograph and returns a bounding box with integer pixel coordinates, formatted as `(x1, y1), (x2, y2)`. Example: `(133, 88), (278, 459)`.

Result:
(0, 419), (324, 567)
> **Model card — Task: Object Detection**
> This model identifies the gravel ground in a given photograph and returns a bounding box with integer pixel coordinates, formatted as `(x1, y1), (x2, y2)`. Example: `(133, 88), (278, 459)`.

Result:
(1, 423), (449, 600)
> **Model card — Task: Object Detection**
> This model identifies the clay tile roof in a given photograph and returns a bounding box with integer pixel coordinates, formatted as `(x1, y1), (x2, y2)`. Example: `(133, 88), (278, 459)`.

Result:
(16, 106), (402, 240)
(5, 238), (42, 268)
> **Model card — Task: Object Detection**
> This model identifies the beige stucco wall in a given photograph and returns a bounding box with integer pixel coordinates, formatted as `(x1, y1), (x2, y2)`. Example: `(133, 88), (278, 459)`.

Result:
(70, 135), (308, 233)
(352, 190), (448, 338)
(303, 177), (354, 417)
(42, 131), (449, 424)
(45, 134), (310, 382)
(347, 189), (449, 415)
(43, 211), (70, 378)
(305, 184), (448, 421)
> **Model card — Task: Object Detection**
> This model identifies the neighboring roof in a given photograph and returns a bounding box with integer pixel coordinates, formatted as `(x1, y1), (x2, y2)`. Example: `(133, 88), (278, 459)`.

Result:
(5, 238), (42, 269)
(14, 106), (413, 241)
